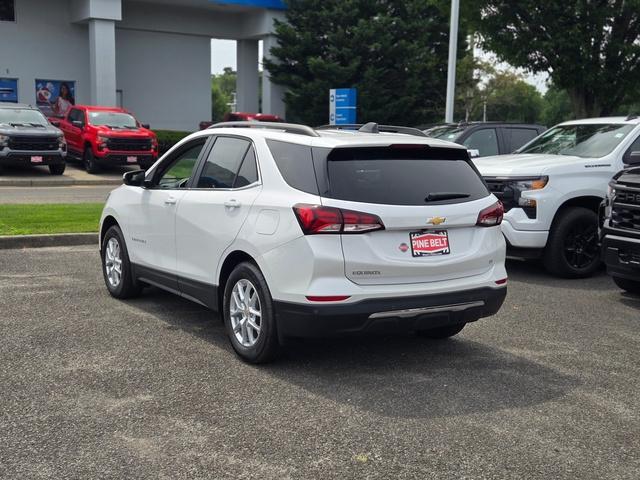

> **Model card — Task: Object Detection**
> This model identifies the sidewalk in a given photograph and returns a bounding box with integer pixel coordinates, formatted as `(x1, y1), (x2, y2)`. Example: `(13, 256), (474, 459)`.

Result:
(0, 163), (135, 187)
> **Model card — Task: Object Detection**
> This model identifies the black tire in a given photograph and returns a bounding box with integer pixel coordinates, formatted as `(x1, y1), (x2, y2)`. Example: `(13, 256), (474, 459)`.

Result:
(417, 323), (466, 339)
(101, 225), (142, 299)
(223, 262), (279, 364)
(49, 163), (66, 175)
(543, 207), (601, 278)
(83, 147), (100, 174)
(613, 276), (640, 295)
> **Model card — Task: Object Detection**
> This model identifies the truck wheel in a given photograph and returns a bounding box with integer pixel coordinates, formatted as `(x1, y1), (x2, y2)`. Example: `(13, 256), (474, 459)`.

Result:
(83, 147), (100, 174)
(49, 164), (66, 175)
(417, 323), (466, 339)
(544, 207), (600, 278)
(613, 276), (640, 295)
(223, 262), (279, 364)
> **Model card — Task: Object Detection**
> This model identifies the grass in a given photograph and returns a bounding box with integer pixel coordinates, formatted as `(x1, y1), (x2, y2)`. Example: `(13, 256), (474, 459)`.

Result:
(0, 203), (103, 236)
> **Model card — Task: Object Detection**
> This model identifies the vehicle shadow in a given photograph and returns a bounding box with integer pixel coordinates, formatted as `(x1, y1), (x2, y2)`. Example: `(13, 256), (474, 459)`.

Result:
(127, 287), (580, 421)
(506, 259), (613, 291)
(619, 292), (640, 311)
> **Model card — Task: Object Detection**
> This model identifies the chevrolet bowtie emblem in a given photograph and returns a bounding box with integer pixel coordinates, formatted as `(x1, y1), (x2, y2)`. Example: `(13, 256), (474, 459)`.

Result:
(427, 216), (446, 226)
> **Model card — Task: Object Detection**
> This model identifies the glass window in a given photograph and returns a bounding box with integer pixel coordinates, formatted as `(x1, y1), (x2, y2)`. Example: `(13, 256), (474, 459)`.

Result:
(324, 146), (489, 206)
(197, 137), (250, 188)
(88, 111), (137, 129)
(463, 129), (499, 156)
(518, 123), (635, 158)
(68, 109), (84, 124)
(234, 146), (259, 188)
(0, 108), (48, 126)
(156, 141), (205, 189)
(0, 0), (15, 22)
(505, 128), (539, 152)
(424, 125), (465, 142)
(266, 140), (319, 194)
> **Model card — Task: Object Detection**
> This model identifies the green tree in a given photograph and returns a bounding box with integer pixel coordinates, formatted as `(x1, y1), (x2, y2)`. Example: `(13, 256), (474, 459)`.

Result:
(478, 71), (544, 123)
(264, 0), (468, 126)
(541, 84), (573, 127)
(473, 1), (640, 118)
(211, 67), (237, 121)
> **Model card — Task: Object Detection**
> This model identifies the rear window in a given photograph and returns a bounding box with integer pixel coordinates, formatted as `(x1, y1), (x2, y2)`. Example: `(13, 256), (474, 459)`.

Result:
(324, 147), (489, 205)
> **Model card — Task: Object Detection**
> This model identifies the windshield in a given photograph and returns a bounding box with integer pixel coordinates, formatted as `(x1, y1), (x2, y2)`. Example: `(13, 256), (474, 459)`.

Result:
(88, 111), (137, 129)
(518, 124), (634, 158)
(424, 125), (465, 141)
(0, 108), (49, 126)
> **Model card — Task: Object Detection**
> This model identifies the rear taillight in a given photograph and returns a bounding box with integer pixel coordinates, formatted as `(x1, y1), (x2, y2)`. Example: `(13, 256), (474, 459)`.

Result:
(293, 204), (385, 235)
(477, 201), (504, 227)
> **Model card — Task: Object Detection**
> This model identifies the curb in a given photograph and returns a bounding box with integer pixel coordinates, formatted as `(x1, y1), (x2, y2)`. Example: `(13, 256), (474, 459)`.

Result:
(0, 233), (98, 250)
(0, 178), (122, 187)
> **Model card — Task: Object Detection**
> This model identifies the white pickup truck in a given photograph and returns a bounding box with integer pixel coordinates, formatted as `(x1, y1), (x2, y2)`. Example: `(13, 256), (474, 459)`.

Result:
(473, 116), (640, 278)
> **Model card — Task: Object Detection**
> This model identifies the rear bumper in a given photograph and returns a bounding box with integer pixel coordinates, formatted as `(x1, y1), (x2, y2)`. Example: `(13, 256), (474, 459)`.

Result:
(602, 234), (640, 281)
(0, 151), (66, 166)
(275, 286), (507, 338)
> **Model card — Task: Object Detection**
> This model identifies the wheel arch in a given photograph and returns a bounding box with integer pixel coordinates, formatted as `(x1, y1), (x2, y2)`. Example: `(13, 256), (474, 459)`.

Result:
(550, 195), (603, 228)
(217, 250), (260, 312)
(100, 215), (119, 250)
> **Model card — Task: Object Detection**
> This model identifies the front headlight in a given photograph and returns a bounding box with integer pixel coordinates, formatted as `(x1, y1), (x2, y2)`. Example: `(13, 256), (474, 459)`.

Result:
(0, 134), (9, 147)
(511, 176), (548, 207)
(604, 182), (616, 219)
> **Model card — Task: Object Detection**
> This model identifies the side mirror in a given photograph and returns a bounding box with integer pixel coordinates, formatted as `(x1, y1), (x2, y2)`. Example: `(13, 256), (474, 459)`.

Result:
(467, 149), (481, 158)
(123, 169), (147, 187)
(49, 118), (61, 127)
(71, 120), (84, 129)
(141, 123), (150, 129)
(624, 150), (640, 166)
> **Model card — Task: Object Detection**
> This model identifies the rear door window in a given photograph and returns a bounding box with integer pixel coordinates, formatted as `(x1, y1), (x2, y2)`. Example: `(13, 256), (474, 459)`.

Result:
(324, 146), (489, 205)
(504, 128), (539, 152)
(463, 128), (499, 156)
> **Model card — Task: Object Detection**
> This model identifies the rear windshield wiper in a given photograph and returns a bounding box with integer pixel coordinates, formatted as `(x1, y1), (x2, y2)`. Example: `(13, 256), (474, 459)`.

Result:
(424, 192), (470, 202)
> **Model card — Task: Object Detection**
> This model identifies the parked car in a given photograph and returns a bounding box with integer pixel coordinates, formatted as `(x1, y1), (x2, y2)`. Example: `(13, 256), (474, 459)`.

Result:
(601, 164), (640, 294)
(58, 105), (158, 173)
(474, 116), (640, 278)
(199, 113), (284, 130)
(424, 122), (547, 157)
(0, 102), (66, 175)
(99, 122), (507, 363)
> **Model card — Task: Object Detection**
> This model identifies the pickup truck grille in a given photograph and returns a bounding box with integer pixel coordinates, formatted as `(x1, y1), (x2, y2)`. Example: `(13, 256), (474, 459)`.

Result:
(483, 178), (516, 213)
(612, 187), (640, 232)
(106, 138), (152, 151)
(8, 136), (59, 151)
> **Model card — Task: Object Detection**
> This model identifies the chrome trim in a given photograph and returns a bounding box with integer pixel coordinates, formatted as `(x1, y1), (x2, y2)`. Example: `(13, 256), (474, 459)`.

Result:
(605, 234), (640, 245)
(368, 300), (485, 319)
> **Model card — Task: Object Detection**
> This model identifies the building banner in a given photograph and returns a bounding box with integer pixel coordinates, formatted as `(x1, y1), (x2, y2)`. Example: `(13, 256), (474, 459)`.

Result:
(35, 79), (76, 117)
(0, 78), (18, 103)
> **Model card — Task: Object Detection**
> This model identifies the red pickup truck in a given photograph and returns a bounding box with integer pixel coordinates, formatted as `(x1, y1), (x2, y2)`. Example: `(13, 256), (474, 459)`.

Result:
(58, 105), (158, 173)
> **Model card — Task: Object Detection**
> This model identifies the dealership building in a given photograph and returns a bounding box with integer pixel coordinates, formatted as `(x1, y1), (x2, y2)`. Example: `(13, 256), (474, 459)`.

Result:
(0, 0), (287, 130)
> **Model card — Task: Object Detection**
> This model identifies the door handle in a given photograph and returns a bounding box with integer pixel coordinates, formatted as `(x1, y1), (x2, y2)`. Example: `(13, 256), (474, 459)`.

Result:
(224, 199), (241, 209)
(164, 195), (177, 205)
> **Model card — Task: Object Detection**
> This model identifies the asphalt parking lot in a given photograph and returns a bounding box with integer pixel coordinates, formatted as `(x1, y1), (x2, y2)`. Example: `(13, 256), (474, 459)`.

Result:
(1, 246), (639, 479)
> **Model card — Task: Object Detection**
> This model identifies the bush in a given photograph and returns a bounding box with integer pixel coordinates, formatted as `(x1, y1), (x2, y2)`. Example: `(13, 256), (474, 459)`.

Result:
(153, 130), (192, 155)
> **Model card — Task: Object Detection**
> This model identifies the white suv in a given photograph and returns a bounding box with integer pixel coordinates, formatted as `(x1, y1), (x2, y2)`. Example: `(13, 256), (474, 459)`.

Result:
(474, 116), (640, 278)
(99, 122), (507, 363)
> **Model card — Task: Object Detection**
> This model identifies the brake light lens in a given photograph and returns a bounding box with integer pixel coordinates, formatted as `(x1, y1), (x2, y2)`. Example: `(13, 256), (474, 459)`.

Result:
(293, 204), (385, 235)
(477, 201), (504, 227)
(306, 295), (351, 302)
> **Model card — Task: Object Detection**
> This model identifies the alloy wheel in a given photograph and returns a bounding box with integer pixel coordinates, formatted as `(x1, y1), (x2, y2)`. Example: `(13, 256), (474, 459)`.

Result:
(104, 237), (123, 288)
(229, 279), (262, 347)
(563, 223), (598, 269)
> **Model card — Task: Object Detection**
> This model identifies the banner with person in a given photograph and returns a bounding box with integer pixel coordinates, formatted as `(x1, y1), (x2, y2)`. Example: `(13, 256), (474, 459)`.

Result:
(35, 79), (76, 118)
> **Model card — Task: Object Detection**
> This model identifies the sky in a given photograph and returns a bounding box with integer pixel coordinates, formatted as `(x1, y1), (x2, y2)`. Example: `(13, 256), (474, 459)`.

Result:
(211, 39), (549, 93)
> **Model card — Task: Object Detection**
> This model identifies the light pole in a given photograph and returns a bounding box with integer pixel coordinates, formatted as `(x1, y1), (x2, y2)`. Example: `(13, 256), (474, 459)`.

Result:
(445, 0), (460, 123)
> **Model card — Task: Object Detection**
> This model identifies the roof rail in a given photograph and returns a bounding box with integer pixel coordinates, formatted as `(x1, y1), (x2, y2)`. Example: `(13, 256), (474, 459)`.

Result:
(208, 121), (319, 137)
(316, 123), (427, 137)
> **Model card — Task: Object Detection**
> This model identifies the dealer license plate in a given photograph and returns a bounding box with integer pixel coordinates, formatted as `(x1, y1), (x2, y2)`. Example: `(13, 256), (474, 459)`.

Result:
(126, 156), (138, 163)
(31, 156), (43, 163)
(410, 230), (450, 257)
